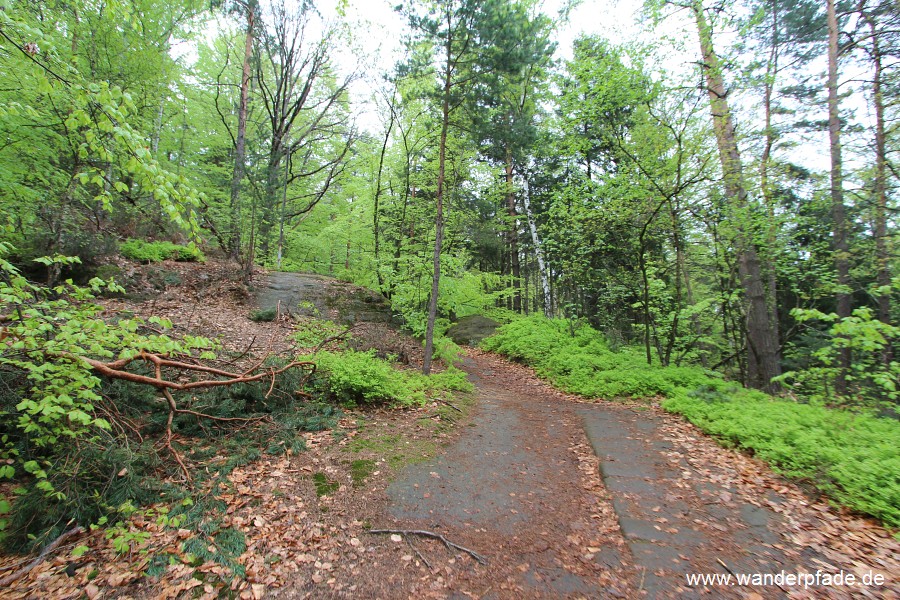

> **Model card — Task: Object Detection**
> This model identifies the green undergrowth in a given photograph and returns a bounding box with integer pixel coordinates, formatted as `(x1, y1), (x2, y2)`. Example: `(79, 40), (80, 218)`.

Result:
(120, 238), (204, 263)
(482, 315), (900, 529)
(481, 315), (718, 398)
(665, 390), (900, 528)
(0, 358), (339, 554)
(311, 349), (472, 407)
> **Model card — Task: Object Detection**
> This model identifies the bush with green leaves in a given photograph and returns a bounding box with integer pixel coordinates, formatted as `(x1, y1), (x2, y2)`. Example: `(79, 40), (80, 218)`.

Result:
(482, 315), (722, 399)
(120, 238), (204, 263)
(311, 349), (471, 407)
(0, 249), (217, 544)
(0, 248), (339, 553)
(482, 314), (900, 528)
(664, 390), (900, 528)
(777, 306), (899, 407)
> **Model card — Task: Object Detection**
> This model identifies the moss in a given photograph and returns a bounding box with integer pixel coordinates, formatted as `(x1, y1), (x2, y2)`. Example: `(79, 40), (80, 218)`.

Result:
(349, 459), (375, 487)
(311, 472), (339, 497)
(249, 307), (278, 322)
(345, 432), (439, 470)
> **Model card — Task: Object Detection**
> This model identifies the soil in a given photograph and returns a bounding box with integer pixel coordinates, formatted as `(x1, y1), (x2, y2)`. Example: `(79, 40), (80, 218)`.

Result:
(1, 261), (897, 600)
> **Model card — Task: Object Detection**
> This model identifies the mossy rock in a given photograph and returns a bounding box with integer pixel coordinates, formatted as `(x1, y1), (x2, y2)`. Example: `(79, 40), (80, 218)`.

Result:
(446, 315), (500, 346)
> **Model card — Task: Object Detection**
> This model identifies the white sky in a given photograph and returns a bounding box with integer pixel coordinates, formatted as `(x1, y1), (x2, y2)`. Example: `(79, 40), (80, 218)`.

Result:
(316, 0), (654, 133)
(193, 0), (847, 175)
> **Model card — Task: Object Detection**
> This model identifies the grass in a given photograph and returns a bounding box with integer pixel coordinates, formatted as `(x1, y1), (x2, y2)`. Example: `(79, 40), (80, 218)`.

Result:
(482, 315), (900, 529)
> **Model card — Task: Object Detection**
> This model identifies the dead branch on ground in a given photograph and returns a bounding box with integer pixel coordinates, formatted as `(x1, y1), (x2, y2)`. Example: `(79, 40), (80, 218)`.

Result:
(0, 526), (84, 587)
(368, 529), (487, 565)
(58, 350), (316, 481)
(311, 323), (358, 354)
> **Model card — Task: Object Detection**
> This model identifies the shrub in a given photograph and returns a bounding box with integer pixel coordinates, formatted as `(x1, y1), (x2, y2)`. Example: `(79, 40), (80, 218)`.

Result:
(482, 314), (900, 528)
(664, 391), (900, 528)
(311, 350), (471, 407)
(482, 315), (722, 399)
(120, 238), (204, 263)
(249, 307), (278, 322)
(0, 247), (335, 552)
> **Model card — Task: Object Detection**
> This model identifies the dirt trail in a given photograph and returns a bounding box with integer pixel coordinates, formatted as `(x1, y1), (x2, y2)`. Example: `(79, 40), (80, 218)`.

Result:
(378, 351), (898, 599)
(386, 355), (635, 598)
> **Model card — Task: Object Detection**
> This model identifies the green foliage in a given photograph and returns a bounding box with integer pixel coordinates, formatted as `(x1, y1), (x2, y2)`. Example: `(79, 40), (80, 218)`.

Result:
(0, 249), (212, 453)
(120, 239), (204, 263)
(778, 307), (900, 406)
(249, 308), (278, 322)
(484, 314), (900, 528)
(293, 319), (346, 349)
(0, 248), (342, 552)
(482, 315), (721, 399)
(664, 391), (900, 528)
(311, 349), (471, 407)
(180, 527), (247, 577)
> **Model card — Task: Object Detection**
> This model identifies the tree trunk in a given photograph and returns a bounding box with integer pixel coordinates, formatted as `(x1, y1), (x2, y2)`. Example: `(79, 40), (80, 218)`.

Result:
(505, 147), (521, 312)
(259, 144), (282, 262)
(276, 157), (289, 270)
(422, 54), (451, 375)
(374, 105), (395, 290)
(230, 5), (255, 261)
(523, 177), (552, 316)
(864, 10), (892, 365)
(827, 0), (852, 394)
(692, 1), (781, 392)
(760, 0), (781, 354)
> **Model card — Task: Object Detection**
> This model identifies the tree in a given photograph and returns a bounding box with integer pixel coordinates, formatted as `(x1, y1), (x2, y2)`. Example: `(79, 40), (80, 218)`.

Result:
(253, 0), (356, 266)
(228, 0), (258, 261)
(689, 0), (782, 392)
(0, 0), (206, 268)
(858, 0), (898, 365)
(470, 2), (555, 314)
(826, 0), (852, 393)
(401, 0), (511, 374)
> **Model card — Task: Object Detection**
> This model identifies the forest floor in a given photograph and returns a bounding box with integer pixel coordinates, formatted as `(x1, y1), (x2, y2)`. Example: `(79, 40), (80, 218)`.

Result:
(1, 260), (897, 599)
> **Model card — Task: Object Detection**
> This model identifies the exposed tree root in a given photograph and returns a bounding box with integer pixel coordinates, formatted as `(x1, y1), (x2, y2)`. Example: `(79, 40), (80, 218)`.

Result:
(368, 529), (487, 565)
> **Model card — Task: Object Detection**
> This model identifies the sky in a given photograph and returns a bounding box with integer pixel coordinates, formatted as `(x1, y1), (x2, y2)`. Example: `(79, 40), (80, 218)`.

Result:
(314, 0), (653, 133)
(191, 0), (845, 175)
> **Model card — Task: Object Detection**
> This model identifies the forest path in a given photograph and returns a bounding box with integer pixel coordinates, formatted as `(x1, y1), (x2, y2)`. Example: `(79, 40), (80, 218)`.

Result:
(382, 350), (852, 599)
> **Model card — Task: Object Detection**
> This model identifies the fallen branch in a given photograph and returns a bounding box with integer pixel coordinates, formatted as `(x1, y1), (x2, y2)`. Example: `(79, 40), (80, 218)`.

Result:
(222, 335), (257, 366)
(61, 351), (315, 392)
(311, 323), (358, 354)
(407, 537), (432, 571)
(367, 529), (487, 565)
(436, 398), (463, 413)
(55, 350), (315, 481)
(0, 526), (84, 587)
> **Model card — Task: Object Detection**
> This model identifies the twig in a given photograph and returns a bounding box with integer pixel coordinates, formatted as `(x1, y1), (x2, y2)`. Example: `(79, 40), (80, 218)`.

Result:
(0, 526), (84, 587)
(222, 335), (257, 366)
(436, 398), (463, 413)
(407, 537), (432, 571)
(367, 529), (487, 565)
(162, 389), (192, 482)
(312, 323), (358, 354)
